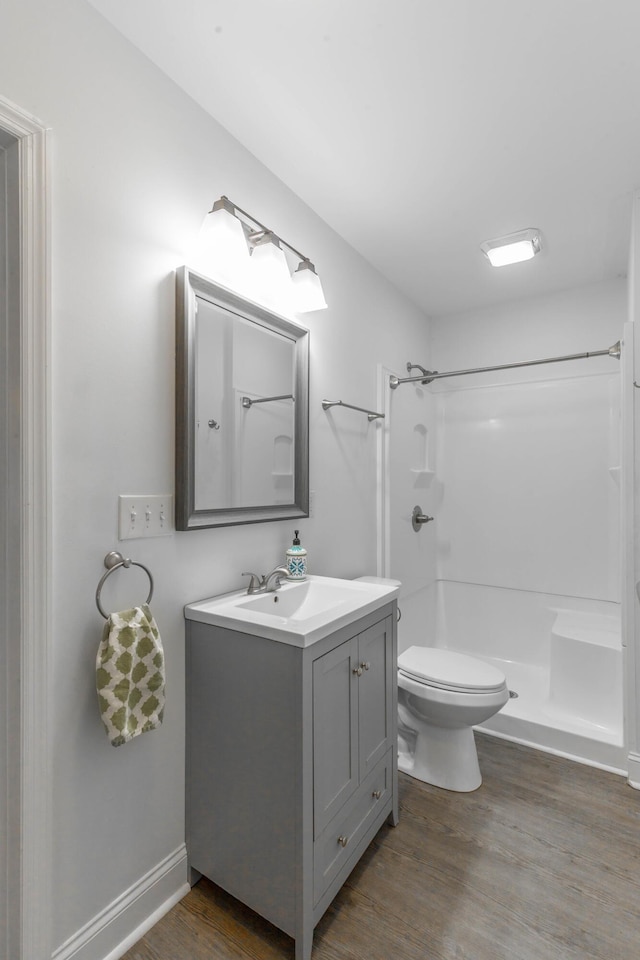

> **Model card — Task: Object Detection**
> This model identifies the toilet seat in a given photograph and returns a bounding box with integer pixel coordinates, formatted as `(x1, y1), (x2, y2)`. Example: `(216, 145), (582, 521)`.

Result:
(398, 646), (507, 694)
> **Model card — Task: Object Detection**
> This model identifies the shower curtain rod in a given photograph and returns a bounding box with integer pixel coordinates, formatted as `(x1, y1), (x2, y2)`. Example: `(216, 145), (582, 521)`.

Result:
(389, 340), (621, 389)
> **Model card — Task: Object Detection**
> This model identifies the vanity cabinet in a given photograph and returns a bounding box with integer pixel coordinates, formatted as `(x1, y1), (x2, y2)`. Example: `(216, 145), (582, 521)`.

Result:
(186, 601), (398, 960)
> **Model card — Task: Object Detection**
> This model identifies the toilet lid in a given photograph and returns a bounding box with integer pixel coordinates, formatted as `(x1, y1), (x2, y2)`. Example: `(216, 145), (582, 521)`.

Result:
(398, 646), (507, 693)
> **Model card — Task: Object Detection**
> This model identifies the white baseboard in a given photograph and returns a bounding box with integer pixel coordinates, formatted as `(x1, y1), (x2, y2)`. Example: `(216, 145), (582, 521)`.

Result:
(52, 845), (190, 960)
(627, 751), (640, 790)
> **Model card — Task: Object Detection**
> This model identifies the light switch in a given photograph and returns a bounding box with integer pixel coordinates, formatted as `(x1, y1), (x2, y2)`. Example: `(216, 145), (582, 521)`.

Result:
(118, 495), (173, 540)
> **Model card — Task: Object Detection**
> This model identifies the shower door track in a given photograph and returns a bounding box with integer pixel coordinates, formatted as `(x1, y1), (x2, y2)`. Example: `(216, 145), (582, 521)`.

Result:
(389, 340), (621, 389)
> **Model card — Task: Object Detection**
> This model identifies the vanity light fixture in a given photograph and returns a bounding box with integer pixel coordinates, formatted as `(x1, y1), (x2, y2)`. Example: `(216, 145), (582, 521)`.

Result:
(197, 195), (328, 313)
(197, 196), (251, 286)
(480, 227), (543, 267)
(291, 259), (328, 312)
(249, 231), (294, 308)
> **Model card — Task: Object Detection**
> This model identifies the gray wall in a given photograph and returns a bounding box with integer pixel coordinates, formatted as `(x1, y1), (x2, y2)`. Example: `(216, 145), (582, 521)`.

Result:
(0, 0), (431, 953)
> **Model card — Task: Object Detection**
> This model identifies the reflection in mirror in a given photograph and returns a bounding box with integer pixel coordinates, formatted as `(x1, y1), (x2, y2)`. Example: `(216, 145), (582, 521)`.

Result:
(176, 267), (309, 529)
(193, 298), (296, 510)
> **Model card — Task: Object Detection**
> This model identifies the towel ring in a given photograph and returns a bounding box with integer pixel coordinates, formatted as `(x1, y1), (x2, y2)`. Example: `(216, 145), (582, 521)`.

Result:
(96, 551), (154, 619)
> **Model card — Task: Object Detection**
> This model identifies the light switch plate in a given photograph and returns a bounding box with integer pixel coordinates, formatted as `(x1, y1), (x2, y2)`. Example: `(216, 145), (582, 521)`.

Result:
(118, 495), (173, 540)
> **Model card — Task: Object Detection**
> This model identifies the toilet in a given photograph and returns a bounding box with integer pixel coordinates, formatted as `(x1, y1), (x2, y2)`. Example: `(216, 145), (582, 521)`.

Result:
(398, 646), (509, 792)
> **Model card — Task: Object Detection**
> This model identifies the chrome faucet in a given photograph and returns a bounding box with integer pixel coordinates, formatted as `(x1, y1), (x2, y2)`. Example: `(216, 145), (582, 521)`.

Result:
(264, 566), (290, 592)
(241, 566), (290, 595)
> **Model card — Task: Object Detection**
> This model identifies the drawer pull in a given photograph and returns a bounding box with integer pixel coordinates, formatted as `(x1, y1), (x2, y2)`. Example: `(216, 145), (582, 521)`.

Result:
(352, 666), (363, 677)
(360, 661), (370, 671)
(372, 789), (382, 800)
(337, 835), (349, 848)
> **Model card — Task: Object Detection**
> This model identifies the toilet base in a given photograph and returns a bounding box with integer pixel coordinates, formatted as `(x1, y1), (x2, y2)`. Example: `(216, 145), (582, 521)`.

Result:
(399, 723), (482, 792)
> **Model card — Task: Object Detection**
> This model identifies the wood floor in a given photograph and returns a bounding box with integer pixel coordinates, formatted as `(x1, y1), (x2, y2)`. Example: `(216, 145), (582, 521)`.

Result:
(123, 734), (640, 960)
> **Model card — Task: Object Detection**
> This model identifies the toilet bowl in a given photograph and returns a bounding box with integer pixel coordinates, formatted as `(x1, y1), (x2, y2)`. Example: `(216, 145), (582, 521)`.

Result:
(398, 646), (509, 792)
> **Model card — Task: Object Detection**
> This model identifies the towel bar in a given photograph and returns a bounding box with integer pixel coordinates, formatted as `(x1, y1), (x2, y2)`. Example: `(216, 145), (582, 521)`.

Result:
(96, 551), (154, 619)
(321, 399), (385, 421)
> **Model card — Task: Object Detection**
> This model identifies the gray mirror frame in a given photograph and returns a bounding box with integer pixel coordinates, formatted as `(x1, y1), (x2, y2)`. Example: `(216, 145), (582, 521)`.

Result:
(175, 266), (309, 530)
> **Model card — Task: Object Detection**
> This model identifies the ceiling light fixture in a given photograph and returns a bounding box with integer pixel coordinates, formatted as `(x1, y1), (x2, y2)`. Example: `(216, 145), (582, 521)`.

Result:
(480, 228), (543, 267)
(196, 195), (328, 313)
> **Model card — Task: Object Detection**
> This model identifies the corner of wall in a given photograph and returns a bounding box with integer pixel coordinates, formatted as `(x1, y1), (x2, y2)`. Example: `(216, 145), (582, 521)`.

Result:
(51, 847), (189, 960)
(626, 751), (640, 790)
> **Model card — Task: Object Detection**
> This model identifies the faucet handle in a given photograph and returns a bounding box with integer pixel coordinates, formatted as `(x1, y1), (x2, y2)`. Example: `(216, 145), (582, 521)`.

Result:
(242, 571), (264, 594)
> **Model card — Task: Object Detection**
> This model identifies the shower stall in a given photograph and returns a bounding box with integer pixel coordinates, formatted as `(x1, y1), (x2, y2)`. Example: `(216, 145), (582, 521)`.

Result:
(381, 286), (630, 775)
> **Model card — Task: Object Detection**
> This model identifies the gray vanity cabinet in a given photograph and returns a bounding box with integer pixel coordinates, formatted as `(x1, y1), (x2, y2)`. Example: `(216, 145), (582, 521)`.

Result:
(186, 601), (398, 960)
(313, 618), (393, 834)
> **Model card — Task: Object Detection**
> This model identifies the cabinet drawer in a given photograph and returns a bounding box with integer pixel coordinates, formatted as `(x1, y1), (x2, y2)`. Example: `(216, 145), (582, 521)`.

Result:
(313, 751), (392, 903)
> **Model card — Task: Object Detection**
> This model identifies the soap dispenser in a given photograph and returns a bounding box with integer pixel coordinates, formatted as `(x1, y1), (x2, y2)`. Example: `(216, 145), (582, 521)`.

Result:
(286, 530), (307, 581)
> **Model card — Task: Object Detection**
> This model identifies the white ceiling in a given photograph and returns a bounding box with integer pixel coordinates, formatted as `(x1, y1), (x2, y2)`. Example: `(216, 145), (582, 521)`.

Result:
(88, 0), (640, 316)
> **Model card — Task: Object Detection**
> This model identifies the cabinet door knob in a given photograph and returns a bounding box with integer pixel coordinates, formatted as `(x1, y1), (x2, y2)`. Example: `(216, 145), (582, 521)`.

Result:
(352, 666), (363, 677)
(372, 789), (382, 800)
(337, 835), (349, 847)
(360, 661), (370, 671)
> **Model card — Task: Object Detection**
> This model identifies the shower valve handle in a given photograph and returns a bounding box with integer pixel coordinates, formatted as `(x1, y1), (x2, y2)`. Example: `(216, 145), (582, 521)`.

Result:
(412, 505), (434, 531)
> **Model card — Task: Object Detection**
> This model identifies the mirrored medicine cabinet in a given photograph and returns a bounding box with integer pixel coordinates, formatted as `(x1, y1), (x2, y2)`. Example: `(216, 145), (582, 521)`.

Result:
(175, 266), (309, 530)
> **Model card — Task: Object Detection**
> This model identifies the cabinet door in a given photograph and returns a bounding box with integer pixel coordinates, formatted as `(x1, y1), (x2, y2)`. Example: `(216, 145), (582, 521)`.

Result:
(313, 636), (359, 838)
(358, 616), (393, 780)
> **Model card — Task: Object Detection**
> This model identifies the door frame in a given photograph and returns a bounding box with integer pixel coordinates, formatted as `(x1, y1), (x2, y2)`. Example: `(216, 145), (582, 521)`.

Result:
(626, 196), (640, 789)
(0, 94), (51, 959)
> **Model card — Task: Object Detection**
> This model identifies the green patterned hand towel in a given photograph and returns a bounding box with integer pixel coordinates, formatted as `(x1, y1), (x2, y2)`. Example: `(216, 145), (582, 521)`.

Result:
(96, 604), (165, 747)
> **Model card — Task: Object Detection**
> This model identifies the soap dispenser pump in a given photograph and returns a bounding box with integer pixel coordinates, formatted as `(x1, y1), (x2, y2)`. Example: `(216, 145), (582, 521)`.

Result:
(286, 530), (307, 581)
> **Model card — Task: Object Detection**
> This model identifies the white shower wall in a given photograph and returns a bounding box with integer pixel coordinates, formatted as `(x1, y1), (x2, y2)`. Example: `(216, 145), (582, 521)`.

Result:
(386, 368), (439, 653)
(436, 371), (620, 601)
(430, 279), (625, 609)
(389, 278), (627, 768)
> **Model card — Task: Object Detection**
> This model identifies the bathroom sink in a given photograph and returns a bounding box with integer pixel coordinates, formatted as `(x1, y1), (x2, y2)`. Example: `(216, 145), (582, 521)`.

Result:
(185, 575), (400, 647)
(237, 578), (365, 619)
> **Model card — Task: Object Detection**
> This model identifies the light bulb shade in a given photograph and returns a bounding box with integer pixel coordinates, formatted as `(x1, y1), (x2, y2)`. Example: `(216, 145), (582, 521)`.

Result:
(249, 232), (294, 309)
(480, 228), (542, 267)
(195, 197), (250, 286)
(292, 260), (328, 312)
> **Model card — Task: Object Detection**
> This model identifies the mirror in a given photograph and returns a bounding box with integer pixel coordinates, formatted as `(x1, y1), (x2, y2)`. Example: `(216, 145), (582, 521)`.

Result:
(175, 266), (309, 529)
